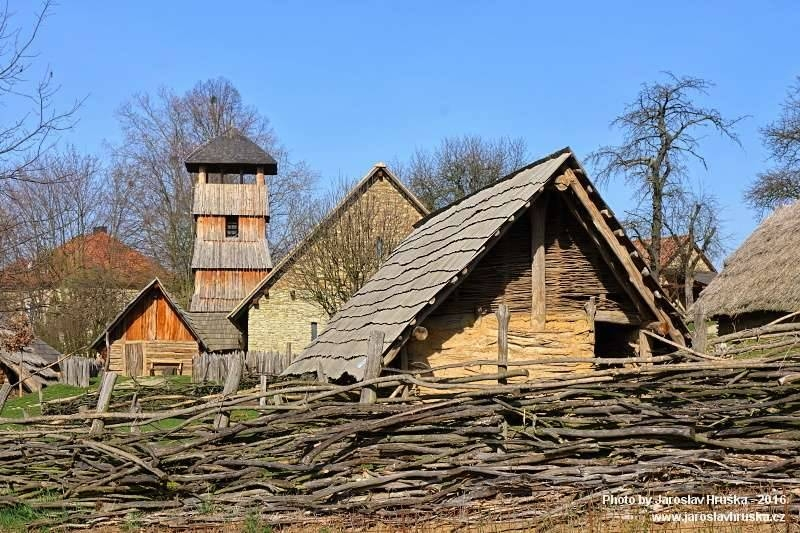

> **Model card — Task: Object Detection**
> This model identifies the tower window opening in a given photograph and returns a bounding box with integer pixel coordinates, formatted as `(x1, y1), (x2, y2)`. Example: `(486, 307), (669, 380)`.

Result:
(225, 216), (239, 238)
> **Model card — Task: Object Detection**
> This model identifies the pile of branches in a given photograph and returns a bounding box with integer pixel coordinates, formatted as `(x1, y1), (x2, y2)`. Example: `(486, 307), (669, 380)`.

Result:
(3, 352), (800, 529)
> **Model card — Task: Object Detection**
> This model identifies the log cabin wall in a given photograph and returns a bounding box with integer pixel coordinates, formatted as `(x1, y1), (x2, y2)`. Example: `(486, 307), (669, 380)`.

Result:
(407, 192), (642, 379)
(192, 270), (268, 313)
(106, 290), (200, 376)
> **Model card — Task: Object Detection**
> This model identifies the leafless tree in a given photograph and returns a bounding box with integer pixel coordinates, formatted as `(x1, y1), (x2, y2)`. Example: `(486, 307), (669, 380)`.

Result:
(112, 78), (316, 302)
(0, 0), (80, 184)
(589, 73), (741, 280)
(746, 77), (800, 214)
(291, 179), (409, 317)
(395, 135), (528, 210)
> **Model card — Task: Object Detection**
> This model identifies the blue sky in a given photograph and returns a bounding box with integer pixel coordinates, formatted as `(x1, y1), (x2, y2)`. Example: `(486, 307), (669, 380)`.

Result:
(22, 1), (800, 259)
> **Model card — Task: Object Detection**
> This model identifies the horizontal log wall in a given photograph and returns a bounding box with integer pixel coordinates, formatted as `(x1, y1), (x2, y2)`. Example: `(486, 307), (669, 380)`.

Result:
(196, 215), (266, 242)
(108, 339), (198, 376)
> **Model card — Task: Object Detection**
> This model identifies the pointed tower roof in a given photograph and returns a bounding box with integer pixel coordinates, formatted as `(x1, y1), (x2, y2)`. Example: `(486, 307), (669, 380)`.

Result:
(185, 130), (278, 174)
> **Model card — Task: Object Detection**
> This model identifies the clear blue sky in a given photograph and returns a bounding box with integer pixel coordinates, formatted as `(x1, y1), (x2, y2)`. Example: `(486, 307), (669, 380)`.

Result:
(23, 1), (800, 260)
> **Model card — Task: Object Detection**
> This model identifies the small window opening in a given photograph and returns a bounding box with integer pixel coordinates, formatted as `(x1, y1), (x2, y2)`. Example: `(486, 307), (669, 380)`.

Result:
(225, 216), (239, 238)
(311, 322), (318, 340)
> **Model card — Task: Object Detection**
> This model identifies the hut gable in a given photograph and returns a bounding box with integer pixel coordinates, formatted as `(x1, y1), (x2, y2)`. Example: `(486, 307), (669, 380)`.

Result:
(284, 149), (686, 381)
(229, 163), (428, 353)
(91, 279), (242, 376)
(697, 201), (800, 320)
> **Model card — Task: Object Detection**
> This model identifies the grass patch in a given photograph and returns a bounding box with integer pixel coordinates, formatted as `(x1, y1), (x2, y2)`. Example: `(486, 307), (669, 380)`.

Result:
(0, 504), (44, 532)
(0, 382), (93, 421)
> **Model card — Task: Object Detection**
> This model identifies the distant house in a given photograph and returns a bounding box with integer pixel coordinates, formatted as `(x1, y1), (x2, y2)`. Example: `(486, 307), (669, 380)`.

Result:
(0, 312), (61, 392)
(228, 163), (428, 354)
(696, 201), (800, 334)
(91, 130), (275, 375)
(285, 149), (687, 383)
(632, 235), (717, 307)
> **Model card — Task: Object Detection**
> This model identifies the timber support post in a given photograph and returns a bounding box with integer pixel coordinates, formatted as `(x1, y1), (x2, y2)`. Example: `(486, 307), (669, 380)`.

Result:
(496, 304), (510, 385)
(259, 375), (268, 407)
(693, 302), (708, 354)
(530, 198), (548, 330)
(360, 330), (385, 404)
(0, 382), (12, 414)
(90, 371), (118, 436)
(214, 355), (243, 430)
(639, 330), (653, 366)
(584, 296), (597, 333)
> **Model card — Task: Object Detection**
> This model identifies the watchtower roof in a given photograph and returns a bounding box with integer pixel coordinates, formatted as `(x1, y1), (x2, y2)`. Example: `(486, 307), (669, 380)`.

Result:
(185, 130), (278, 175)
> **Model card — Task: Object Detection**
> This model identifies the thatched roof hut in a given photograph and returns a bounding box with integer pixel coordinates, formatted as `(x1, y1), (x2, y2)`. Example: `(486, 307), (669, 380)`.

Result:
(696, 201), (800, 331)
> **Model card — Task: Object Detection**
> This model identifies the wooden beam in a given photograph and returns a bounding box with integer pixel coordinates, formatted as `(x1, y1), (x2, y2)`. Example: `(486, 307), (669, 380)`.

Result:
(198, 165), (207, 184)
(496, 304), (510, 385)
(90, 371), (118, 436)
(584, 296), (597, 332)
(693, 301), (707, 354)
(638, 329), (653, 367)
(530, 197), (548, 330)
(360, 330), (385, 404)
(256, 166), (265, 185)
(595, 309), (642, 325)
(559, 168), (684, 345)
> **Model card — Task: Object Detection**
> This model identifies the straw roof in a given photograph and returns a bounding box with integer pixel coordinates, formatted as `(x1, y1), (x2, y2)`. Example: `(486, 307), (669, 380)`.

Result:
(696, 201), (800, 317)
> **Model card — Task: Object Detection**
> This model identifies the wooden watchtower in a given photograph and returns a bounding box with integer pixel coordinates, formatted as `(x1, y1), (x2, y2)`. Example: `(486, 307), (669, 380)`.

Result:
(185, 131), (276, 313)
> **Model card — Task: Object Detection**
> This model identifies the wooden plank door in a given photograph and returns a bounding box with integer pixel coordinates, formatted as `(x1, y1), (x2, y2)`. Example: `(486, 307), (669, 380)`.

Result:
(124, 342), (144, 377)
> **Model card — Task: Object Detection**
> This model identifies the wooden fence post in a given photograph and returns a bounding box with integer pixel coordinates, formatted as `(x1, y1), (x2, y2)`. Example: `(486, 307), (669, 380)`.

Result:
(0, 382), (13, 414)
(496, 304), (510, 385)
(259, 375), (268, 407)
(90, 371), (117, 436)
(214, 354), (243, 430)
(360, 330), (385, 404)
(693, 302), (708, 354)
(129, 392), (141, 434)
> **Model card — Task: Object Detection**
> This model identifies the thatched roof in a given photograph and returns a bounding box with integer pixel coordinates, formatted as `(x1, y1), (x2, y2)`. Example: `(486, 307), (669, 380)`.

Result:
(696, 201), (800, 317)
(227, 163), (428, 324)
(185, 130), (277, 174)
(284, 148), (686, 381)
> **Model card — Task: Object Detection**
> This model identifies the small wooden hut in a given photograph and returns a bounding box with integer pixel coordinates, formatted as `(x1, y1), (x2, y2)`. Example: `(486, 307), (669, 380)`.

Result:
(284, 149), (687, 382)
(90, 279), (241, 376)
(696, 201), (800, 334)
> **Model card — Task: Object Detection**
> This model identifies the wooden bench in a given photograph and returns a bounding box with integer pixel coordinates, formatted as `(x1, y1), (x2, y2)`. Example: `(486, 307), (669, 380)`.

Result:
(147, 359), (184, 376)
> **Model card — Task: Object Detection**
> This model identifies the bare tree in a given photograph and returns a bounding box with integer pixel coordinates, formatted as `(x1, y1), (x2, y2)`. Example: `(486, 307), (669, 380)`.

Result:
(746, 77), (800, 214)
(0, 0), (80, 183)
(395, 135), (528, 210)
(112, 78), (316, 302)
(662, 192), (722, 309)
(589, 73), (741, 280)
(291, 179), (409, 317)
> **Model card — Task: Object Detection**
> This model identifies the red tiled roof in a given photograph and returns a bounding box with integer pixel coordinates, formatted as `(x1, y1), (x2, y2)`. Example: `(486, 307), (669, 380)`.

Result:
(632, 235), (715, 272)
(0, 229), (167, 290)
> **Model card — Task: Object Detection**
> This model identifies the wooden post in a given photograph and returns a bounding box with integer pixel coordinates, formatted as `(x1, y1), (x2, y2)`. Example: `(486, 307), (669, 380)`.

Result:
(316, 360), (326, 384)
(18, 351), (23, 396)
(0, 382), (13, 414)
(129, 393), (141, 434)
(214, 355), (243, 430)
(530, 199), (548, 330)
(104, 332), (111, 371)
(496, 304), (510, 385)
(256, 166), (265, 185)
(400, 346), (409, 371)
(90, 371), (117, 436)
(584, 296), (597, 333)
(693, 301), (708, 354)
(286, 342), (292, 362)
(638, 329), (653, 366)
(259, 375), (268, 407)
(360, 330), (385, 404)
(198, 165), (207, 184)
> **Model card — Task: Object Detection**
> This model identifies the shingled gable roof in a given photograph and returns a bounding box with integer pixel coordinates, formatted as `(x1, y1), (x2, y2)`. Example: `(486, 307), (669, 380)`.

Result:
(227, 163), (429, 323)
(184, 130), (278, 174)
(284, 148), (687, 381)
(89, 278), (243, 353)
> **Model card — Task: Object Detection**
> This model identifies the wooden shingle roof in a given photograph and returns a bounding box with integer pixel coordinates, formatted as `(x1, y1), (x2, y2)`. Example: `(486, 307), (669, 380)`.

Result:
(191, 241), (272, 270)
(284, 148), (687, 380)
(185, 131), (277, 174)
(184, 312), (243, 353)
